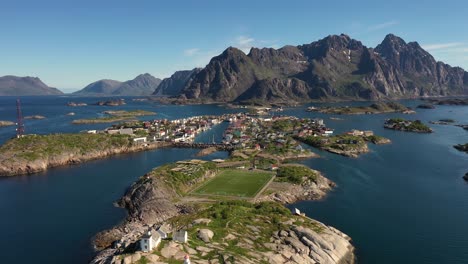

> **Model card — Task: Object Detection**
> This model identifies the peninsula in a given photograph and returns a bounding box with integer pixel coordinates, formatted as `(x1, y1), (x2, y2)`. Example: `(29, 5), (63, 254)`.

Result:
(296, 131), (390, 158)
(0, 115), (225, 177)
(316, 101), (412, 115)
(91, 160), (355, 264)
(72, 110), (156, 124)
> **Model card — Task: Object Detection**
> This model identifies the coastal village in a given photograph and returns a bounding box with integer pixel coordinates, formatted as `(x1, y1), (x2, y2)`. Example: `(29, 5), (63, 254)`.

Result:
(86, 112), (391, 264)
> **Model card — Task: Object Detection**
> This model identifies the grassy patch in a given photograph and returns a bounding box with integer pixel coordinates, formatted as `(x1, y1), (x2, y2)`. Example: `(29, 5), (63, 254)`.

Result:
(276, 165), (317, 184)
(0, 133), (131, 161)
(192, 169), (273, 198)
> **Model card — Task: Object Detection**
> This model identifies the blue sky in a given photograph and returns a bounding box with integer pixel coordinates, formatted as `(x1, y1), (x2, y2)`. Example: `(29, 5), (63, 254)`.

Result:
(1, 0), (467, 92)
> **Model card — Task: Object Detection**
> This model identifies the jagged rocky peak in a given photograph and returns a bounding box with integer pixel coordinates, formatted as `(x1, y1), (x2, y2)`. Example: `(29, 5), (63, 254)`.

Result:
(180, 33), (468, 102)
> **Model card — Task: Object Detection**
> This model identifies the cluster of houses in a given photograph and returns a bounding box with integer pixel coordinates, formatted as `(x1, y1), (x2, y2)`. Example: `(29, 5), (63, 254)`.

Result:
(86, 115), (228, 144)
(345, 129), (374, 137)
(139, 223), (188, 253)
(221, 115), (335, 152)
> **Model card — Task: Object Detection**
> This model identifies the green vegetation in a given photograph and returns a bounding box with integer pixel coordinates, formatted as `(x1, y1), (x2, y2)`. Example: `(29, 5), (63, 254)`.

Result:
(276, 165), (317, 184)
(0, 133), (131, 161)
(439, 119), (455, 123)
(147, 161), (217, 194)
(300, 134), (365, 150)
(385, 118), (432, 133)
(192, 169), (273, 198)
(72, 110), (155, 124)
(319, 101), (408, 115)
(164, 200), (322, 263)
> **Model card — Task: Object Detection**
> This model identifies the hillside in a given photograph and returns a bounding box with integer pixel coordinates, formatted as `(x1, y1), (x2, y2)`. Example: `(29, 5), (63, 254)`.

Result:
(0, 76), (63, 96)
(74, 73), (161, 96)
(180, 34), (468, 103)
(152, 68), (201, 96)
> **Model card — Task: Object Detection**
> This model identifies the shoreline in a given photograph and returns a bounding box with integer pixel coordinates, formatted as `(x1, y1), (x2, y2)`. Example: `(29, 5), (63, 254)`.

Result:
(0, 140), (172, 177)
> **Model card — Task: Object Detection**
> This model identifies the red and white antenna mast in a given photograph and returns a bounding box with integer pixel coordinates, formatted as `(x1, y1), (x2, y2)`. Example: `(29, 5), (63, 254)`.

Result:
(16, 98), (25, 138)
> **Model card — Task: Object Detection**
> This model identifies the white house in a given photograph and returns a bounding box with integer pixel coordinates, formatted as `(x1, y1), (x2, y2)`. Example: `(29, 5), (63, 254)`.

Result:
(157, 223), (171, 239)
(133, 137), (147, 144)
(140, 231), (161, 253)
(173, 230), (188, 243)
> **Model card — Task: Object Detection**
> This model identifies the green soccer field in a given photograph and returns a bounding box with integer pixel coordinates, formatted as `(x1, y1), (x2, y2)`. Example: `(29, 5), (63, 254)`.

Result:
(192, 169), (273, 198)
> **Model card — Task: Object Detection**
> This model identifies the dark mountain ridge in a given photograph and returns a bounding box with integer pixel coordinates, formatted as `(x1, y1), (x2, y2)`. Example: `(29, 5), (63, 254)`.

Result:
(0, 75), (63, 96)
(74, 73), (161, 96)
(152, 68), (201, 96)
(179, 34), (468, 103)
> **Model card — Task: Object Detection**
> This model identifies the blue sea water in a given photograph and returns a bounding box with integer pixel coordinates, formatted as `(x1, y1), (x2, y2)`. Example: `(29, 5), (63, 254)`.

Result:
(0, 96), (467, 263)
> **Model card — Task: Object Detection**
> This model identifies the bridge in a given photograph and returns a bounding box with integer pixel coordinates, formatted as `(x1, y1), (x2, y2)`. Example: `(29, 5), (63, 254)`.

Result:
(171, 142), (235, 151)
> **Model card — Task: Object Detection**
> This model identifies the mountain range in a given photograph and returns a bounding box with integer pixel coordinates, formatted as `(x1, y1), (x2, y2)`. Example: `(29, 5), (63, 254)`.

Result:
(178, 34), (468, 103)
(0, 76), (63, 96)
(73, 73), (162, 96)
(2, 34), (467, 101)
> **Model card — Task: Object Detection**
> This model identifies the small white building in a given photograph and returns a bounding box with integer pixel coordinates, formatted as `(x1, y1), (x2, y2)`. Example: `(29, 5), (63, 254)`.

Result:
(133, 137), (147, 144)
(157, 223), (171, 239)
(87, 130), (97, 134)
(173, 230), (188, 243)
(140, 231), (161, 253)
(293, 208), (301, 215)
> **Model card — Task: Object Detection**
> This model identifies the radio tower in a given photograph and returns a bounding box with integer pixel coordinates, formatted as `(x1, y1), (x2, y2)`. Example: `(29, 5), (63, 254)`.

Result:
(16, 99), (25, 138)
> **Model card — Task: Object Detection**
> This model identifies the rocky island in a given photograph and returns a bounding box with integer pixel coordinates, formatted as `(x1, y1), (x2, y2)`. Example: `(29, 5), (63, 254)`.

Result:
(72, 110), (156, 124)
(384, 118), (433, 133)
(416, 104), (436, 109)
(455, 124), (468, 131)
(454, 143), (468, 153)
(24, 115), (46, 120)
(91, 159), (355, 264)
(0, 121), (15, 127)
(423, 98), (468, 106)
(94, 99), (126, 106)
(296, 132), (390, 158)
(429, 119), (456, 125)
(316, 101), (412, 115)
(67, 102), (88, 107)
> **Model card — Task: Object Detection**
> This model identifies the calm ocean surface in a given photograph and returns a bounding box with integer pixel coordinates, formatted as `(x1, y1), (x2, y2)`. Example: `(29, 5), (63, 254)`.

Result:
(0, 96), (467, 263)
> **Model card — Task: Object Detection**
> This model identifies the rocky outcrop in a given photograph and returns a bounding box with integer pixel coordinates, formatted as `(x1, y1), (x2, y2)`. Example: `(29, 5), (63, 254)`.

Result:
(256, 171), (335, 204)
(91, 163), (354, 264)
(0, 75), (63, 96)
(180, 34), (468, 103)
(0, 121), (15, 127)
(0, 140), (171, 177)
(152, 69), (202, 96)
(197, 229), (214, 243)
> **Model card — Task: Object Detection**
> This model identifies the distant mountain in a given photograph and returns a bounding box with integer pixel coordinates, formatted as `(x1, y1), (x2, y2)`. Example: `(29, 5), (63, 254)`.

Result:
(180, 34), (468, 103)
(113, 73), (162, 96)
(152, 69), (202, 96)
(74, 73), (161, 96)
(73, 79), (122, 96)
(0, 76), (63, 96)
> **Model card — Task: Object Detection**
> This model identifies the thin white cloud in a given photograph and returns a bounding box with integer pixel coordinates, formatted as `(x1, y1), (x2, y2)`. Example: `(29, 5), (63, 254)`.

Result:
(183, 48), (200, 57)
(232, 35), (279, 53)
(235, 35), (256, 53)
(367, 21), (399, 31)
(422, 42), (464, 51)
